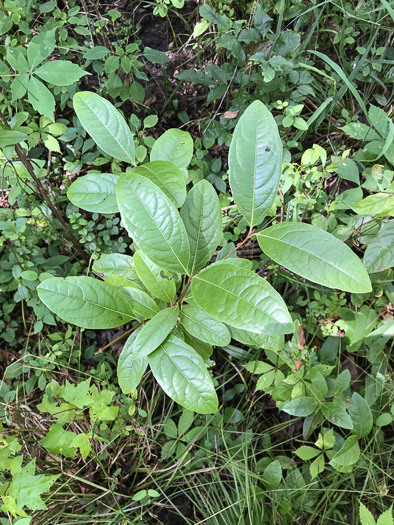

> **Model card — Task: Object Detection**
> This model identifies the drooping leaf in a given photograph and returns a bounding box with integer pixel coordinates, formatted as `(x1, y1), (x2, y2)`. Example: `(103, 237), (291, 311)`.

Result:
(228, 100), (282, 226)
(364, 222), (394, 273)
(191, 264), (293, 335)
(27, 77), (55, 120)
(117, 173), (190, 274)
(150, 128), (193, 169)
(180, 179), (222, 274)
(329, 435), (360, 470)
(131, 161), (186, 207)
(134, 250), (176, 302)
(34, 61), (87, 86)
(180, 307), (230, 346)
(37, 277), (135, 328)
(257, 222), (372, 293)
(118, 331), (148, 394)
(73, 91), (135, 164)
(148, 335), (218, 413)
(67, 173), (119, 213)
(350, 392), (373, 437)
(93, 253), (137, 281)
(132, 306), (179, 360)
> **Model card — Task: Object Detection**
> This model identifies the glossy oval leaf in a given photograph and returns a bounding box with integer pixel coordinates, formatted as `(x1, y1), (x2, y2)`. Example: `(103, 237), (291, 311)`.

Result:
(180, 180), (222, 274)
(363, 221), (394, 273)
(134, 250), (176, 302)
(67, 173), (118, 213)
(73, 91), (135, 164)
(118, 330), (148, 394)
(37, 276), (135, 329)
(229, 100), (282, 226)
(229, 327), (284, 351)
(117, 173), (190, 274)
(257, 222), (372, 293)
(352, 192), (394, 217)
(150, 129), (193, 169)
(191, 264), (293, 335)
(93, 253), (137, 281)
(120, 287), (160, 320)
(148, 335), (218, 414)
(132, 161), (186, 207)
(132, 306), (179, 360)
(180, 307), (231, 346)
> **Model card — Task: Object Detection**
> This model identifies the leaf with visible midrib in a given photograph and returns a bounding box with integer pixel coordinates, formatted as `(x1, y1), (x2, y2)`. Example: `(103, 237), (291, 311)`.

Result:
(257, 222), (372, 293)
(117, 173), (190, 274)
(180, 179), (222, 274)
(73, 91), (135, 164)
(229, 100), (282, 226)
(67, 173), (118, 213)
(118, 330), (148, 394)
(191, 264), (293, 335)
(180, 307), (230, 346)
(150, 129), (193, 169)
(37, 276), (135, 328)
(132, 306), (179, 359)
(149, 335), (218, 414)
(134, 251), (176, 302)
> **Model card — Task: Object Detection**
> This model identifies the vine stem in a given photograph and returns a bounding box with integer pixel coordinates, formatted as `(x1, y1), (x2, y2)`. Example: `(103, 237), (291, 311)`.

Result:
(0, 110), (89, 262)
(176, 276), (193, 306)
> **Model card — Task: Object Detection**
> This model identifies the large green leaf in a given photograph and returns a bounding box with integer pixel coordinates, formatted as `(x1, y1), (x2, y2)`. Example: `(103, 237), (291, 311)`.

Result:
(37, 277), (135, 328)
(180, 307), (230, 346)
(34, 61), (87, 86)
(118, 331), (148, 394)
(364, 222), (394, 273)
(134, 250), (176, 302)
(191, 264), (293, 335)
(120, 287), (160, 320)
(73, 91), (135, 164)
(132, 306), (179, 360)
(228, 100), (282, 226)
(180, 180), (222, 274)
(67, 173), (118, 213)
(131, 161), (186, 207)
(257, 222), (372, 293)
(150, 129), (193, 168)
(229, 327), (284, 351)
(93, 253), (137, 281)
(0, 130), (28, 148)
(117, 173), (190, 274)
(148, 335), (218, 413)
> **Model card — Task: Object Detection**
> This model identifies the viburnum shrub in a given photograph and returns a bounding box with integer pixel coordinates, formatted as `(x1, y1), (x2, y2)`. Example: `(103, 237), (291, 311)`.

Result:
(38, 93), (371, 414)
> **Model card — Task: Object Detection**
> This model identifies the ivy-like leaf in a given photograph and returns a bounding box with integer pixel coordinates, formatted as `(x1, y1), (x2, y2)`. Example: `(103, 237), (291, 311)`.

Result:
(131, 161), (186, 207)
(117, 173), (190, 274)
(67, 173), (119, 213)
(132, 306), (179, 360)
(229, 100), (282, 226)
(191, 264), (293, 335)
(180, 179), (222, 274)
(257, 222), (372, 293)
(180, 307), (231, 346)
(148, 335), (218, 413)
(73, 91), (135, 164)
(37, 277), (135, 328)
